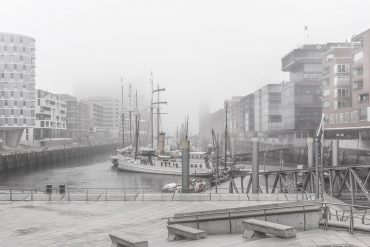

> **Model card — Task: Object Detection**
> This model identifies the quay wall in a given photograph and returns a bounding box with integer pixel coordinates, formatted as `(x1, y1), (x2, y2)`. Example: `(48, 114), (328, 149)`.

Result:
(0, 143), (119, 172)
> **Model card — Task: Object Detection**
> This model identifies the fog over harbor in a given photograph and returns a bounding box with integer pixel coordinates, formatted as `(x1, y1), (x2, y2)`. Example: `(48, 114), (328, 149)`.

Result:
(1, 0), (370, 134)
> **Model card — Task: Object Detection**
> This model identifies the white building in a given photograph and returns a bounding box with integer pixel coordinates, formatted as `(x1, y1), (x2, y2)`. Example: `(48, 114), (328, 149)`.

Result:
(87, 97), (121, 136)
(21, 89), (67, 145)
(0, 33), (37, 147)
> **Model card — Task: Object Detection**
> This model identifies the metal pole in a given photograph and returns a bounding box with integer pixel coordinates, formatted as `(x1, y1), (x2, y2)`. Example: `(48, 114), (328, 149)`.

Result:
(181, 139), (190, 193)
(315, 140), (320, 199)
(332, 139), (339, 167)
(121, 82), (125, 148)
(224, 102), (228, 170)
(252, 137), (259, 193)
(157, 85), (160, 149)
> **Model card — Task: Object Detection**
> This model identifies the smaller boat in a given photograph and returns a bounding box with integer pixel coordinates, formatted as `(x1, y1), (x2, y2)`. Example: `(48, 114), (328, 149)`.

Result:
(162, 183), (182, 193)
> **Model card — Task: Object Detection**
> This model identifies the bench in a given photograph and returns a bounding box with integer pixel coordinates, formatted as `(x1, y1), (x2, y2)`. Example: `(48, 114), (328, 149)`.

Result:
(242, 219), (296, 239)
(167, 224), (207, 241)
(109, 233), (148, 247)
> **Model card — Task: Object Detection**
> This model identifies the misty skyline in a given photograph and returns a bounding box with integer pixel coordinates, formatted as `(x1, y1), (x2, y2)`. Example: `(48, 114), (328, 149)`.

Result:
(1, 0), (370, 135)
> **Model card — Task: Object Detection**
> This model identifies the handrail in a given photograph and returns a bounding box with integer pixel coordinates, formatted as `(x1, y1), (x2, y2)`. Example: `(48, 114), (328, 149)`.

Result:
(320, 201), (370, 234)
(166, 202), (320, 221)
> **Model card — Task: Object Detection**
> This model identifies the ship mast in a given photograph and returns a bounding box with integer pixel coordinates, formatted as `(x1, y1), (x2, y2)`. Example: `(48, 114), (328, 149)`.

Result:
(128, 83), (132, 146)
(134, 89), (139, 160)
(121, 77), (125, 148)
(150, 72), (154, 148)
(152, 83), (166, 149)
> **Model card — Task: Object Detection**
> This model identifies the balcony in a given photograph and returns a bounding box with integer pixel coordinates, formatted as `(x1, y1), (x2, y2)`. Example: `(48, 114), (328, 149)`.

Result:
(353, 81), (363, 90)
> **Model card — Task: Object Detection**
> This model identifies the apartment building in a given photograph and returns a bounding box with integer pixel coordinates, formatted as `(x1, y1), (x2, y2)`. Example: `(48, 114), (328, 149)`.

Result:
(0, 33), (36, 147)
(281, 44), (326, 139)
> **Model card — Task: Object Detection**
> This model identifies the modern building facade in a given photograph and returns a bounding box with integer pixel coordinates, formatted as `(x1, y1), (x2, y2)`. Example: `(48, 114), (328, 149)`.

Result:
(351, 29), (370, 134)
(240, 93), (255, 134)
(260, 84), (282, 133)
(281, 44), (326, 139)
(33, 89), (66, 140)
(58, 94), (90, 140)
(321, 44), (352, 131)
(0, 33), (36, 147)
(87, 97), (121, 137)
(88, 102), (104, 132)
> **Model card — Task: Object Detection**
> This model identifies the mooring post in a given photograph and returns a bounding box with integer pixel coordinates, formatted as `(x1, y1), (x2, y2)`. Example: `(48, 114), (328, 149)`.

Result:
(332, 139), (339, 167)
(251, 137), (259, 193)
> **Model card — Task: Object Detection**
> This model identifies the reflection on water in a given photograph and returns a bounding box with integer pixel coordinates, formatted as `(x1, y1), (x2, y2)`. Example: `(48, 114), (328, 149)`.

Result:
(0, 154), (181, 192)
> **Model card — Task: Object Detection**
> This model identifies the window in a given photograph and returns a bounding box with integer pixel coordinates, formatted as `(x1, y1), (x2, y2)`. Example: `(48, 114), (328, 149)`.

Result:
(345, 112), (350, 123)
(20, 109), (23, 115)
(11, 109), (14, 115)
(304, 64), (321, 72)
(20, 73), (23, 79)
(358, 93), (369, 104)
(335, 64), (349, 73)
(10, 73), (14, 79)
(1, 73), (4, 79)
(13, 46), (16, 52)
(23, 47), (26, 52)
(10, 36), (13, 43)
(4, 46), (7, 51)
(11, 91), (14, 97)
(200, 164), (202, 168)
(20, 55), (23, 62)
(191, 164), (193, 168)
(323, 89), (330, 97)
(359, 108), (367, 121)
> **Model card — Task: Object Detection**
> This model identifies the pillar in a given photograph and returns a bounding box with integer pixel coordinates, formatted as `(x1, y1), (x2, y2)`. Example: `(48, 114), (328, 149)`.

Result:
(181, 139), (190, 193)
(307, 138), (314, 168)
(251, 137), (259, 193)
(332, 139), (339, 167)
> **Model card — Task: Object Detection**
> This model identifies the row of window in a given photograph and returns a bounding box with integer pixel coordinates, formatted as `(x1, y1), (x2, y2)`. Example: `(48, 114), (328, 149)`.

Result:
(0, 73), (35, 82)
(0, 117), (35, 126)
(0, 35), (33, 44)
(327, 108), (368, 125)
(0, 45), (34, 53)
(39, 120), (66, 128)
(0, 63), (35, 71)
(0, 100), (36, 108)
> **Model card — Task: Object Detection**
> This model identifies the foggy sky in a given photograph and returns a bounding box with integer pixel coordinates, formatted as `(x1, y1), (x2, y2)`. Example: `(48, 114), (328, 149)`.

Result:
(1, 0), (370, 135)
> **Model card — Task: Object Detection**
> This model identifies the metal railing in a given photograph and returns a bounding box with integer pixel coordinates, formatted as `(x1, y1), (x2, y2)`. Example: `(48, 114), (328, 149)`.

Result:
(0, 186), (314, 202)
(321, 202), (370, 234)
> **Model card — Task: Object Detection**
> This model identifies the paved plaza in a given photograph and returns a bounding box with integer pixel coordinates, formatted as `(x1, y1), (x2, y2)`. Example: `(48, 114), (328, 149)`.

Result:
(1, 200), (369, 246)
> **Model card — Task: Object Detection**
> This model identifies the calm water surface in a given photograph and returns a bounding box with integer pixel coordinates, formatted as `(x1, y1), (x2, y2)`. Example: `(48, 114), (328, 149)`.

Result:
(0, 154), (181, 191)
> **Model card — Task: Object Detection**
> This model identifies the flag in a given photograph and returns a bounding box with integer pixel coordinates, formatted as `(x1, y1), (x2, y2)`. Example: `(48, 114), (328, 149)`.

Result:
(304, 25), (308, 31)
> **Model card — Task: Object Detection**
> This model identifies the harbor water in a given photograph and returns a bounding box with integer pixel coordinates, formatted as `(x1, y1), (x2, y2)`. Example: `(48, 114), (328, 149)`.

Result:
(0, 154), (182, 192)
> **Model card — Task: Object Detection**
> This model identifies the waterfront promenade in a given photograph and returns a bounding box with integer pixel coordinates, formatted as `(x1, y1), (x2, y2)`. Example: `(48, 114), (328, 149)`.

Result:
(1, 198), (370, 246)
(0, 200), (282, 246)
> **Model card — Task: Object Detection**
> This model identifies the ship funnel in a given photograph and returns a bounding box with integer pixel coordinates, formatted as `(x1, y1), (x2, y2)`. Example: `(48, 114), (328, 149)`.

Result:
(159, 132), (166, 154)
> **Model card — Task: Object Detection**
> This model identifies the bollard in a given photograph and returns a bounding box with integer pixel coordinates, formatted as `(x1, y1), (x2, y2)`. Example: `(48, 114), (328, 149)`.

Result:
(59, 185), (66, 194)
(251, 137), (259, 193)
(46, 185), (52, 194)
(332, 139), (339, 167)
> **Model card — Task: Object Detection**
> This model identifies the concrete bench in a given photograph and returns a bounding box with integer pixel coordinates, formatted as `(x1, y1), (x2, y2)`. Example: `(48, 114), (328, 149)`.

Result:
(167, 224), (207, 241)
(109, 233), (148, 247)
(242, 219), (296, 239)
